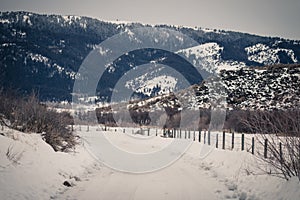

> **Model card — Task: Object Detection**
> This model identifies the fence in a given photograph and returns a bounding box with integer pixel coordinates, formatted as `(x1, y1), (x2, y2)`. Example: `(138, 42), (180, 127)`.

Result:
(74, 125), (287, 159)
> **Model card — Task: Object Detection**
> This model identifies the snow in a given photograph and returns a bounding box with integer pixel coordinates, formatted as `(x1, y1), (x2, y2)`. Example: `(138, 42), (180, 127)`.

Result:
(97, 46), (110, 56)
(105, 19), (228, 37)
(79, 22), (87, 29)
(22, 15), (32, 26)
(1, 43), (16, 47)
(0, 19), (10, 24)
(124, 27), (142, 43)
(179, 43), (223, 60)
(201, 28), (228, 35)
(78, 96), (98, 104)
(61, 15), (87, 29)
(124, 63), (180, 97)
(28, 53), (49, 64)
(107, 20), (135, 25)
(177, 43), (245, 73)
(0, 125), (299, 200)
(0, 126), (97, 200)
(126, 75), (177, 97)
(245, 43), (298, 65)
(62, 15), (81, 24)
(27, 53), (77, 79)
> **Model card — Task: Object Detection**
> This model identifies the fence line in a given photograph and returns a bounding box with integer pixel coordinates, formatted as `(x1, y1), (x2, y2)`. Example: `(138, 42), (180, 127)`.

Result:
(73, 125), (284, 159)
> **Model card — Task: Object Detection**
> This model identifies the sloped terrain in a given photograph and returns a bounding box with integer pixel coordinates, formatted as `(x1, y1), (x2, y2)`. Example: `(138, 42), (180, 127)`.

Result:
(127, 64), (300, 111)
(1, 11), (300, 101)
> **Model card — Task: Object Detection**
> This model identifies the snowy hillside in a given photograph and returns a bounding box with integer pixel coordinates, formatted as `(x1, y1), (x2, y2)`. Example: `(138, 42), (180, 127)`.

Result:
(126, 75), (177, 97)
(1, 11), (300, 101)
(127, 64), (300, 111)
(177, 43), (246, 73)
(245, 43), (298, 65)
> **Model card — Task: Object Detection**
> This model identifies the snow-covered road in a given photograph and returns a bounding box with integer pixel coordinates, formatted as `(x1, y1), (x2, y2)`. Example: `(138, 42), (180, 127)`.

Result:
(1, 126), (299, 200)
(60, 148), (230, 200)
(58, 127), (300, 200)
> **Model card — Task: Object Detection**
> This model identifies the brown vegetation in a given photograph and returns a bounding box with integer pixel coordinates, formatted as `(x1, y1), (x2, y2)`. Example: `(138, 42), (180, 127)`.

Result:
(242, 109), (300, 180)
(0, 90), (76, 152)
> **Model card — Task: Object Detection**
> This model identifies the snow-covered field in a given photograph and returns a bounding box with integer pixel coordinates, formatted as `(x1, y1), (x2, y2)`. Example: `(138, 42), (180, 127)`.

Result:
(0, 126), (299, 200)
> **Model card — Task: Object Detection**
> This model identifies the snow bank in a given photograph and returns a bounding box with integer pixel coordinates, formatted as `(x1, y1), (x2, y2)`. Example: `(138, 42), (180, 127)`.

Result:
(0, 126), (97, 200)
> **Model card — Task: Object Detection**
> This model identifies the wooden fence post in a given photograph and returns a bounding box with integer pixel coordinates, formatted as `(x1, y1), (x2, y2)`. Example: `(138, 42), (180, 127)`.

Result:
(279, 142), (283, 164)
(216, 133), (219, 148)
(198, 130), (201, 143)
(222, 131), (225, 150)
(264, 139), (268, 158)
(241, 134), (244, 151)
(180, 129), (182, 138)
(204, 132), (206, 144)
(147, 128), (150, 136)
(123, 128), (125, 133)
(208, 130), (211, 145)
(251, 137), (254, 154)
(193, 130), (195, 141)
(71, 125), (74, 131)
(188, 130), (190, 139)
(185, 130), (187, 139)
(156, 129), (157, 136)
(231, 132), (235, 150)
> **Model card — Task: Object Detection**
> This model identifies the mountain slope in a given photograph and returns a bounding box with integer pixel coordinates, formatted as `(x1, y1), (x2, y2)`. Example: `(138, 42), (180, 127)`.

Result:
(127, 64), (300, 111)
(1, 11), (299, 101)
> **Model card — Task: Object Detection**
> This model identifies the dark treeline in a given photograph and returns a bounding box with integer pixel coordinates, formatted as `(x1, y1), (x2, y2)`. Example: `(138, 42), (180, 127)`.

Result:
(95, 106), (300, 136)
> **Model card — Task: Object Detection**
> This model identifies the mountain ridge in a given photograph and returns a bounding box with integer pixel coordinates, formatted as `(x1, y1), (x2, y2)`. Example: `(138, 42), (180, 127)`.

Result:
(1, 11), (299, 101)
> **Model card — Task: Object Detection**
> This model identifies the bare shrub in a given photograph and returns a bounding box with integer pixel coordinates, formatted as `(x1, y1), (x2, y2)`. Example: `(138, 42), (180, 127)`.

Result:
(243, 109), (300, 180)
(0, 90), (76, 152)
(6, 145), (24, 165)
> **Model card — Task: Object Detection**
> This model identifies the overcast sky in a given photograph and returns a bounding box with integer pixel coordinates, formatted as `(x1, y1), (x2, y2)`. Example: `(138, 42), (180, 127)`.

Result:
(1, 0), (300, 40)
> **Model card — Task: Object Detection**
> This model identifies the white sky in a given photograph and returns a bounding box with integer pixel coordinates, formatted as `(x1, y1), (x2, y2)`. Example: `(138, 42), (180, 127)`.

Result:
(1, 0), (300, 40)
